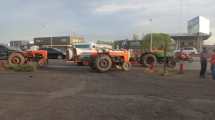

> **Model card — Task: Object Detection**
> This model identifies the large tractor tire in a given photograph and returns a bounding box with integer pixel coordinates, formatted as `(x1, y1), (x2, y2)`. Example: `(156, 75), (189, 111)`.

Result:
(8, 53), (25, 65)
(122, 62), (131, 71)
(95, 55), (112, 72)
(142, 54), (157, 67)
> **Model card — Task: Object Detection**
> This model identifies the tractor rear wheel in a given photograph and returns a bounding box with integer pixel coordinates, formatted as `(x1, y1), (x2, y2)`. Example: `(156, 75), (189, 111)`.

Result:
(95, 55), (112, 72)
(8, 53), (25, 65)
(122, 62), (131, 71)
(142, 54), (157, 67)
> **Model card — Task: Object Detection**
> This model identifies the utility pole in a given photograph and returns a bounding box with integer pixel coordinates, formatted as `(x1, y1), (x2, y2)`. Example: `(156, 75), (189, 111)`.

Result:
(163, 39), (168, 76)
(150, 19), (153, 52)
(50, 36), (53, 48)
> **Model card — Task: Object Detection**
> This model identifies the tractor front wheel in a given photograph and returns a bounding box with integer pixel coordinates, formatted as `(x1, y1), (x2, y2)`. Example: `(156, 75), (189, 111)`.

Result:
(8, 53), (25, 65)
(122, 62), (131, 71)
(95, 55), (112, 72)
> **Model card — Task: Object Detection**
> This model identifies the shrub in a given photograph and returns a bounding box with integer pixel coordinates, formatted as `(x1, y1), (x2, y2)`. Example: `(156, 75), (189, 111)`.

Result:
(6, 63), (37, 72)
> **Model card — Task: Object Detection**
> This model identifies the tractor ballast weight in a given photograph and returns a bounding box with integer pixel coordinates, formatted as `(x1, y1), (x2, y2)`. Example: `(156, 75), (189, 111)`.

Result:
(89, 50), (131, 72)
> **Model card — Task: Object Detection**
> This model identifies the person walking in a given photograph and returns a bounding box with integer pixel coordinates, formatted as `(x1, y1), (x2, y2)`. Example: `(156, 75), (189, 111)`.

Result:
(200, 47), (209, 79)
(210, 49), (215, 80)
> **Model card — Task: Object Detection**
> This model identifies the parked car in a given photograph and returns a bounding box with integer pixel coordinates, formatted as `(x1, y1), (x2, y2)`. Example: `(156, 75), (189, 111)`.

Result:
(0, 44), (20, 60)
(174, 47), (198, 55)
(40, 48), (65, 59)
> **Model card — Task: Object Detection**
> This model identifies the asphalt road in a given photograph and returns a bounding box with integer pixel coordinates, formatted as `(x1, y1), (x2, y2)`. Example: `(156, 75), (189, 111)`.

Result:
(0, 59), (215, 120)
(180, 57), (211, 72)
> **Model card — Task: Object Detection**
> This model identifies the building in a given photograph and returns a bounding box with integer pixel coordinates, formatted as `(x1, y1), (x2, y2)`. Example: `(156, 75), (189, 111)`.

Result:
(34, 36), (84, 50)
(10, 40), (30, 50)
(203, 45), (215, 54)
(171, 33), (211, 52)
(114, 16), (211, 52)
(171, 16), (211, 52)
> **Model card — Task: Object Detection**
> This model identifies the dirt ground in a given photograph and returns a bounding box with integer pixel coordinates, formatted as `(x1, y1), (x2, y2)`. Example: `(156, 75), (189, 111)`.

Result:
(0, 60), (215, 120)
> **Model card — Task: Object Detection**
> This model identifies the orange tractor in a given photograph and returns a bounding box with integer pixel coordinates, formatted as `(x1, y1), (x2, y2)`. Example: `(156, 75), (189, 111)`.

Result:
(8, 50), (48, 66)
(0, 44), (48, 66)
(73, 49), (131, 72)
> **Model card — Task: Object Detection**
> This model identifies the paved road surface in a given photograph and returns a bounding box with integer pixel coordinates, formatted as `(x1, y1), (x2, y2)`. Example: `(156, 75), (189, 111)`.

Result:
(0, 60), (215, 120)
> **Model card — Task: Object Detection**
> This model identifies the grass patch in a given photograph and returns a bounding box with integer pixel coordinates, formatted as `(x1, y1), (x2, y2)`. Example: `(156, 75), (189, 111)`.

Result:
(6, 63), (38, 72)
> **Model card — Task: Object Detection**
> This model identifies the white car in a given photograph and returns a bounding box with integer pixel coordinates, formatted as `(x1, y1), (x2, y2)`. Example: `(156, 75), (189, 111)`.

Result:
(174, 47), (198, 55)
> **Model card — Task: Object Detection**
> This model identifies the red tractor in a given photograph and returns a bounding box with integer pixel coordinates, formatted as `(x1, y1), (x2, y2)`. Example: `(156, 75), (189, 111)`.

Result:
(0, 44), (47, 66)
(8, 50), (48, 66)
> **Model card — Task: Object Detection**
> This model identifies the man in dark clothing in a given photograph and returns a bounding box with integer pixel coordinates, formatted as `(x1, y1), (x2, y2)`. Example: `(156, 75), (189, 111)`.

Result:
(200, 47), (209, 78)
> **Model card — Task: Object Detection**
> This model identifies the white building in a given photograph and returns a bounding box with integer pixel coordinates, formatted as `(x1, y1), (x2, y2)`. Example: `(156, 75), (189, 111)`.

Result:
(188, 16), (210, 35)
(171, 16), (211, 52)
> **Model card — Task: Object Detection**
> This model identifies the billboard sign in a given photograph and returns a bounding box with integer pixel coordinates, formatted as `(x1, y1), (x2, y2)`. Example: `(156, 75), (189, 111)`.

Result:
(187, 16), (210, 35)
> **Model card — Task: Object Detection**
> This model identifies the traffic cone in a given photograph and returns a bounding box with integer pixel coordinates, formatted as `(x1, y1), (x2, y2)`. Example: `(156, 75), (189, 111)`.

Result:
(149, 63), (155, 73)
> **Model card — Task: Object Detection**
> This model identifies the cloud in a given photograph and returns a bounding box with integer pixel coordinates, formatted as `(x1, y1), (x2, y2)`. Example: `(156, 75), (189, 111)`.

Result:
(95, 2), (144, 14)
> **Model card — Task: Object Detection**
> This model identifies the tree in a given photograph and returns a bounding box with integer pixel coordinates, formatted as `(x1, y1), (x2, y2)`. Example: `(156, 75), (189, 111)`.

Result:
(141, 33), (172, 51)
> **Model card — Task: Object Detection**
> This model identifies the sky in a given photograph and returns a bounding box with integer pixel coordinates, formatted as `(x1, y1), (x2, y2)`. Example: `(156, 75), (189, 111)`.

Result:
(0, 0), (215, 44)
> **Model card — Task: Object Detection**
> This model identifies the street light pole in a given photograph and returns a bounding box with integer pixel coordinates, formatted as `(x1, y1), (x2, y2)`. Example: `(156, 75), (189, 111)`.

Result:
(150, 19), (153, 52)
(50, 35), (53, 48)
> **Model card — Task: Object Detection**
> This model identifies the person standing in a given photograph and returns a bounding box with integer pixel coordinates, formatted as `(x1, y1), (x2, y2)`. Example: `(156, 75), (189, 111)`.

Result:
(200, 47), (209, 79)
(210, 49), (215, 80)
(178, 48), (185, 74)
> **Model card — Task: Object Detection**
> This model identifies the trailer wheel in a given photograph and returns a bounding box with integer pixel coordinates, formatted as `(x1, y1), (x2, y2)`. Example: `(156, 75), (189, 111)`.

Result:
(122, 62), (131, 71)
(8, 53), (25, 65)
(95, 55), (112, 72)
(143, 54), (157, 67)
